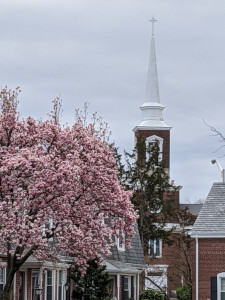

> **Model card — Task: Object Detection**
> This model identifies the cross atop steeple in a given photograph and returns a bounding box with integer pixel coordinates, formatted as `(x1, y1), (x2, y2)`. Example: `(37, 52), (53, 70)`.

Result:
(149, 17), (157, 36)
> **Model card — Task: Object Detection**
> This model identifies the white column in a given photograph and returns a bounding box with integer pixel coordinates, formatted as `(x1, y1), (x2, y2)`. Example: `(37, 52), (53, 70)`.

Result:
(25, 270), (28, 300)
(137, 274), (140, 300)
(134, 275), (137, 300)
(13, 272), (16, 300)
(117, 274), (120, 300)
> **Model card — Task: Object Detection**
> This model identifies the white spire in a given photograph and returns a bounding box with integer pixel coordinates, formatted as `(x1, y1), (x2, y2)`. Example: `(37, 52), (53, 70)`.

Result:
(145, 17), (160, 103)
(133, 18), (171, 132)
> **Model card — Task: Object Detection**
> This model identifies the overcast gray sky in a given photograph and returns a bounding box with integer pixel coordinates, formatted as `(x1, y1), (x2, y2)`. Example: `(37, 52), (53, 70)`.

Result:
(1, 0), (225, 203)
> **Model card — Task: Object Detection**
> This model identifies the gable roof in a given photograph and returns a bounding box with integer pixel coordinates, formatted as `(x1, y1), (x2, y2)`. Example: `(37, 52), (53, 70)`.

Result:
(191, 182), (225, 236)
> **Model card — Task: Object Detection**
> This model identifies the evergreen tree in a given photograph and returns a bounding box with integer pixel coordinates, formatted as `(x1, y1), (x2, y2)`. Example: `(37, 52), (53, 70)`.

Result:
(70, 259), (111, 300)
(123, 139), (178, 255)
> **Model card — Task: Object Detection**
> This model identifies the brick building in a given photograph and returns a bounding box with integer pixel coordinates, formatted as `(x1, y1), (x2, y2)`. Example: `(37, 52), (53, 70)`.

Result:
(191, 182), (225, 300)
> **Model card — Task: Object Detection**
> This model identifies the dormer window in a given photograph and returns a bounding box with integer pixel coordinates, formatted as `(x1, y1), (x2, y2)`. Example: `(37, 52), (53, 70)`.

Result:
(146, 135), (163, 161)
(116, 230), (125, 251)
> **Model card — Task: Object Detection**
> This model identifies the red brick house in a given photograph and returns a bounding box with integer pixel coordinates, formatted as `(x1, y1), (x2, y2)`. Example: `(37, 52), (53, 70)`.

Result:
(191, 182), (225, 300)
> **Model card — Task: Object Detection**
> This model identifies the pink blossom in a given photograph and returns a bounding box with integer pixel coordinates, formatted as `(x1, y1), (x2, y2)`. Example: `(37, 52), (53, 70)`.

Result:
(0, 88), (136, 281)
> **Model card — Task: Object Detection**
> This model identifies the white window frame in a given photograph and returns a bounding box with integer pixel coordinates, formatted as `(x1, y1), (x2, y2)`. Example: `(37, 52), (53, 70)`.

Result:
(124, 276), (131, 298)
(116, 230), (125, 251)
(149, 238), (162, 258)
(43, 218), (54, 241)
(146, 135), (163, 161)
(45, 269), (55, 300)
(0, 267), (6, 291)
(217, 272), (225, 300)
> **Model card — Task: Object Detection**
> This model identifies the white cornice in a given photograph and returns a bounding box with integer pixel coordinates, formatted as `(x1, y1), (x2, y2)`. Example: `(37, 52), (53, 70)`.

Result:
(133, 124), (172, 132)
(191, 232), (225, 238)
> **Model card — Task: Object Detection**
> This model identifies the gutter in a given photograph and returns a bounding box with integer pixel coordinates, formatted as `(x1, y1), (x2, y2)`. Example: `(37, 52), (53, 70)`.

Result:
(191, 231), (225, 238)
(195, 236), (199, 300)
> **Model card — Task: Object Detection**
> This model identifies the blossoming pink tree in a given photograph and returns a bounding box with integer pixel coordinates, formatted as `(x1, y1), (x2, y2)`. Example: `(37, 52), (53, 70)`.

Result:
(0, 88), (136, 299)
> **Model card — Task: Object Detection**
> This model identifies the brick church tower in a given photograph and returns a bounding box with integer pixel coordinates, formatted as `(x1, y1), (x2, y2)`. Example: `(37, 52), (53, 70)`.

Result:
(134, 19), (184, 296)
(133, 17), (172, 175)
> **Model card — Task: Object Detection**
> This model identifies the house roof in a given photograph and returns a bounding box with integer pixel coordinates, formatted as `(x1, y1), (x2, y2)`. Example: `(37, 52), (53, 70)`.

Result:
(179, 204), (203, 216)
(191, 182), (225, 236)
(104, 260), (143, 274)
(108, 223), (145, 266)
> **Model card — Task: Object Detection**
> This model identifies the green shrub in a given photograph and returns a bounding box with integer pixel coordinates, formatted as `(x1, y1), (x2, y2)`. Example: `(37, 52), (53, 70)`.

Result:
(140, 289), (164, 300)
(176, 284), (192, 300)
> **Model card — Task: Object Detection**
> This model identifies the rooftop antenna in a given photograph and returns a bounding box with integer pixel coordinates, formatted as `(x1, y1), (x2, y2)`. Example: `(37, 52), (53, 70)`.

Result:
(211, 159), (225, 182)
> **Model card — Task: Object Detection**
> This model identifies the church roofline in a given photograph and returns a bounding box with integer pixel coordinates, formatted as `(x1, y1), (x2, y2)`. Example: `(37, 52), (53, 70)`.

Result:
(133, 124), (172, 132)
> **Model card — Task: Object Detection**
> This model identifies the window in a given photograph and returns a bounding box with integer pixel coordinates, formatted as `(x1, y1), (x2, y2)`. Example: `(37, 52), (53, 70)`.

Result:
(124, 276), (129, 291)
(218, 276), (225, 300)
(46, 270), (53, 300)
(123, 276), (131, 300)
(43, 218), (54, 241)
(221, 278), (225, 300)
(58, 270), (63, 300)
(146, 135), (163, 161)
(116, 230), (125, 251)
(0, 268), (6, 291)
(149, 238), (162, 257)
(215, 272), (225, 300)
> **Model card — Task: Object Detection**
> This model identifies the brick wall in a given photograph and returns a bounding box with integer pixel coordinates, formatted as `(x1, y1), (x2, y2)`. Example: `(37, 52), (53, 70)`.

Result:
(163, 190), (180, 222)
(192, 238), (225, 300)
(145, 232), (187, 295)
(135, 130), (170, 169)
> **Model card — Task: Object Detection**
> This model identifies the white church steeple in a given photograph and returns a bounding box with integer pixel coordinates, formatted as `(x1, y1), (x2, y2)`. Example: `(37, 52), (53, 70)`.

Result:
(145, 17), (160, 104)
(133, 18), (171, 132)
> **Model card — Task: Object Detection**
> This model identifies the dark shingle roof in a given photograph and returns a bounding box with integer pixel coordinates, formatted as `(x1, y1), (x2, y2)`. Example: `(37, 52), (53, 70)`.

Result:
(108, 223), (145, 266)
(191, 182), (225, 234)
